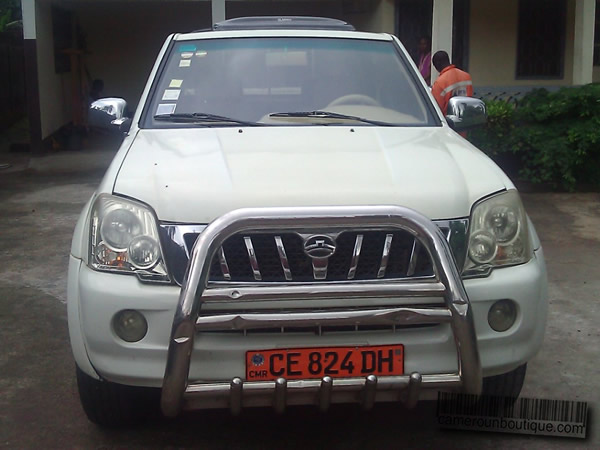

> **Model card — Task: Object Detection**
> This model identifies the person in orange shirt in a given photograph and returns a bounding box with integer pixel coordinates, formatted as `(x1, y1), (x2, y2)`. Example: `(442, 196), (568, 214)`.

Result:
(431, 51), (473, 114)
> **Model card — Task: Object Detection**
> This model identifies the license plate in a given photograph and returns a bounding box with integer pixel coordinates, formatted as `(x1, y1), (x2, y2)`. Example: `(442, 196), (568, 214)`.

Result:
(246, 345), (404, 381)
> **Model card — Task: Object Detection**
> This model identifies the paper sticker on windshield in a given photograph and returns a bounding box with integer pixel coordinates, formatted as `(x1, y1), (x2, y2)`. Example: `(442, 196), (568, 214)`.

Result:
(195, 50), (207, 57)
(179, 59), (191, 68)
(179, 44), (196, 53)
(169, 79), (183, 88)
(162, 89), (180, 101)
(181, 52), (193, 59)
(156, 103), (176, 115)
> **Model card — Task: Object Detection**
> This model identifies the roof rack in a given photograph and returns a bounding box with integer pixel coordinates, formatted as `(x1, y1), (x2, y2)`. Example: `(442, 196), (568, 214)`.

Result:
(212, 16), (355, 31)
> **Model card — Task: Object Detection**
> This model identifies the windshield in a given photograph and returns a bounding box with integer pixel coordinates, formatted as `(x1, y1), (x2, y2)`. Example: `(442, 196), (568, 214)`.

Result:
(143, 37), (438, 127)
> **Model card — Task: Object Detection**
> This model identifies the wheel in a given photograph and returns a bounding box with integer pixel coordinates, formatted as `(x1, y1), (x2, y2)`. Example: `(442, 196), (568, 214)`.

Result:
(76, 365), (161, 427)
(482, 363), (527, 398)
(327, 94), (381, 107)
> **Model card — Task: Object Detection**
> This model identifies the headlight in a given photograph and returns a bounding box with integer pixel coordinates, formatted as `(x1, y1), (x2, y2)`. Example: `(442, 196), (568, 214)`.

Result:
(463, 190), (532, 277)
(89, 194), (170, 283)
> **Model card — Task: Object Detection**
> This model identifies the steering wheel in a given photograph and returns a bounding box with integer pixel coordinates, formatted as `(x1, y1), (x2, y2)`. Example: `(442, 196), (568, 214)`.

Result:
(327, 94), (381, 107)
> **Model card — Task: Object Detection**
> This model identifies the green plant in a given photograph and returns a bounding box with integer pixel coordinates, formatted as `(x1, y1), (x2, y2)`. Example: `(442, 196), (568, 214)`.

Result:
(0, 0), (21, 32)
(469, 85), (600, 191)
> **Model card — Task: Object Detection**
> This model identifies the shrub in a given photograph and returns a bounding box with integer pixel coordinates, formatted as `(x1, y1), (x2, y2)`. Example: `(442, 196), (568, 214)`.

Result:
(469, 85), (600, 191)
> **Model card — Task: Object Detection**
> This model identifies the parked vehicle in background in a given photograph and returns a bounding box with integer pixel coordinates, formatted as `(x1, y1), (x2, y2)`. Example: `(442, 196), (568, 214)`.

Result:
(72, 17), (547, 427)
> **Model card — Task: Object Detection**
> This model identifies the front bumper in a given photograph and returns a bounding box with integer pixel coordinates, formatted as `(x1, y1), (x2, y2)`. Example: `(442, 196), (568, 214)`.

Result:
(69, 207), (547, 415)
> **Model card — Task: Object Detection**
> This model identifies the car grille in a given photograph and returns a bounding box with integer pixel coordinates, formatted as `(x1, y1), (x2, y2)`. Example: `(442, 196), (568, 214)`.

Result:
(160, 220), (468, 286)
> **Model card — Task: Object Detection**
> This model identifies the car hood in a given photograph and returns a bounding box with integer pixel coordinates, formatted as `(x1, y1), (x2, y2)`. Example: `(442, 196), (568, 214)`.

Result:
(113, 127), (511, 223)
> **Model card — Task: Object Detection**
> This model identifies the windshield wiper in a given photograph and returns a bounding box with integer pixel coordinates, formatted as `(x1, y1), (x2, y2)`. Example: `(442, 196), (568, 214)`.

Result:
(154, 113), (263, 126)
(268, 110), (395, 126)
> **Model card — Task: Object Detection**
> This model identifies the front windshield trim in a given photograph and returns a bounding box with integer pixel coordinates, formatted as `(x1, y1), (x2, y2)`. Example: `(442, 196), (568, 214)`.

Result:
(141, 36), (441, 130)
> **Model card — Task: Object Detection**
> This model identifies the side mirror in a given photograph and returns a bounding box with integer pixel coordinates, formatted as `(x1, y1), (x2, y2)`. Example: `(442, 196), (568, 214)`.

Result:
(89, 98), (131, 133)
(445, 97), (487, 131)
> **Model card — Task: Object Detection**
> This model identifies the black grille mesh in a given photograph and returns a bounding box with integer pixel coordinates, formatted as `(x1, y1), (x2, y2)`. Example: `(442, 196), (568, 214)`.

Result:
(181, 230), (438, 283)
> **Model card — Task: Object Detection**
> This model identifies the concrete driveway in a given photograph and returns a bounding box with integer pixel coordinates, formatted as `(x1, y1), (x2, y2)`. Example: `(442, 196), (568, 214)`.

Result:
(0, 146), (598, 448)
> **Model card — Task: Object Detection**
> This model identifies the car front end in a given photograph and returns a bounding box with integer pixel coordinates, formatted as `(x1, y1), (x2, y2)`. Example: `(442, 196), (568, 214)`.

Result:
(69, 17), (547, 426)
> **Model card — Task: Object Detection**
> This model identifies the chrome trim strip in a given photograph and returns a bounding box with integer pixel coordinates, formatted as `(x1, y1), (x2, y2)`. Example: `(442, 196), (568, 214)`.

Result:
(274, 235), (292, 281)
(206, 274), (436, 288)
(218, 247), (231, 281)
(377, 233), (394, 278)
(347, 234), (364, 280)
(160, 206), (482, 418)
(244, 236), (262, 281)
(407, 239), (421, 277)
(195, 306), (451, 331)
(200, 281), (445, 302)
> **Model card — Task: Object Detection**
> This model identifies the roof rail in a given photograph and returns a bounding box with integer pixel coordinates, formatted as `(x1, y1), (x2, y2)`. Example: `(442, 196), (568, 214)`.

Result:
(212, 16), (355, 31)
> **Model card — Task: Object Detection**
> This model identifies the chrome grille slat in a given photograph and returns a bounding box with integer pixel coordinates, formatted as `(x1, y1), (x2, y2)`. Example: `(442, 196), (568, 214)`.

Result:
(347, 234), (363, 280)
(406, 239), (420, 277)
(274, 235), (293, 281)
(244, 237), (262, 281)
(218, 247), (231, 281)
(311, 257), (329, 280)
(377, 233), (393, 279)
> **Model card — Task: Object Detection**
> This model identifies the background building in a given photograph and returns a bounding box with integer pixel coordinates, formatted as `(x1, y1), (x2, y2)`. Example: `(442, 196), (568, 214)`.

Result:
(20, 0), (598, 152)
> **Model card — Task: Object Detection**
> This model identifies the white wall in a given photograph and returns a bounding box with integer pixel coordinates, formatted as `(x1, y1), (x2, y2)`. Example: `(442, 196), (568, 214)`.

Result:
(36, 0), (72, 139)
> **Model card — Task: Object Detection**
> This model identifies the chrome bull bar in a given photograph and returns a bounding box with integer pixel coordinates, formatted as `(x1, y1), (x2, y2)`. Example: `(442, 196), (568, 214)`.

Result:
(160, 206), (482, 417)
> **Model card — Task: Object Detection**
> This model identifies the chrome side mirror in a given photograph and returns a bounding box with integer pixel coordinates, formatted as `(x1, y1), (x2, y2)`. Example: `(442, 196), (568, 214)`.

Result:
(89, 98), (131, 133)
(445, 97), (487, 131)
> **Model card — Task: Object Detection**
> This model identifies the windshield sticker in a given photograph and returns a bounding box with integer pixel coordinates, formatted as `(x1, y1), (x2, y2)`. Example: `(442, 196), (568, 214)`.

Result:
(162, 89), (181, 101)
(179, 44), (197, 53)
(169, 79), (183, 88)
(243, 87), (269, 96)
(156, 103), (176, 115)
(179, 59), (191, 68)
(195, 50), (207, 57)
(181, 52), (194, 59)
(271, 87), (302, 95)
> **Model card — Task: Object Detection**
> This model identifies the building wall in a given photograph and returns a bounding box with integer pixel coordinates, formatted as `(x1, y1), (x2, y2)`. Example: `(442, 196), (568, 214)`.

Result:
(468, 0), (575, 87)
(74, 1), (213, 113)
(36, 1), (72, 139)
(344, 0), (395, 33)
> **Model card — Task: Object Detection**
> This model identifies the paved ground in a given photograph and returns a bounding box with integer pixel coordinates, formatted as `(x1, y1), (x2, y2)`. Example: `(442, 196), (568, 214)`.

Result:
(0, 142), (598, 448)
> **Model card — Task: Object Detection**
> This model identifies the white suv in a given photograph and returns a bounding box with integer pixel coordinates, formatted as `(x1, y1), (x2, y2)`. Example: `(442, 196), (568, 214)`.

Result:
(71, 17), (548, 427)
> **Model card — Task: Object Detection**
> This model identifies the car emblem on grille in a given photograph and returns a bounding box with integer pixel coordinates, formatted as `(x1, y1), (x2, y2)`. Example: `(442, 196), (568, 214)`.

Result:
(303, 235), (337, 259)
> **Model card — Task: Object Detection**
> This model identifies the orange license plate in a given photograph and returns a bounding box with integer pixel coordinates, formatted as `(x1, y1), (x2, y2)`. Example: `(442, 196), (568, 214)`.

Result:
(246, 345), (404, 381)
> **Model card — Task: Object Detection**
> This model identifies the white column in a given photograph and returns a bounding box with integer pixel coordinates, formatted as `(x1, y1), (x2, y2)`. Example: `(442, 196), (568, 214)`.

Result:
(573, 0), (595, 85)
(212, 0), (226, 24)
(431, 0), (453, 83)
(21, 0), (36, 39)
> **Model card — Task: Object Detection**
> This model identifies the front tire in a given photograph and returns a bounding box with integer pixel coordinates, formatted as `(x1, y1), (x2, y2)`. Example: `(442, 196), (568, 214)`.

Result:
(76, 366), (161, 427)
(482, 363), (527, 398)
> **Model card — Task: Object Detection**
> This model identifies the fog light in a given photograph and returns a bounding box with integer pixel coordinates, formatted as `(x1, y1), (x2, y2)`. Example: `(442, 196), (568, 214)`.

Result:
(488, 300), (517, 332)
(113, 310), (148, 342)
